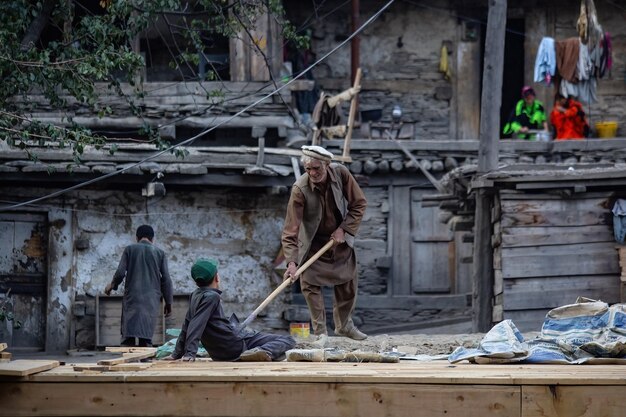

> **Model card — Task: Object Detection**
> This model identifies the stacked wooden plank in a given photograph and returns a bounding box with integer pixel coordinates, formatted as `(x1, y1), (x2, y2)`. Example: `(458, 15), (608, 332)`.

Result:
(0, 360), (59, 377)
(72, 347), (157, 373)
(492, 191), (619, 331)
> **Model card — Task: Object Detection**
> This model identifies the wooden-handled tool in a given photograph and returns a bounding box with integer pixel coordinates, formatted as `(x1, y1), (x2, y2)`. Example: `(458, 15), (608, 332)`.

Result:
(238, 240), (335, 330)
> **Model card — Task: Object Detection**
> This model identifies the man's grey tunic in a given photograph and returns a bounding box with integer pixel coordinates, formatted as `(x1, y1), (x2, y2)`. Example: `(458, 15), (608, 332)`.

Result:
(111, 241), (174, 340)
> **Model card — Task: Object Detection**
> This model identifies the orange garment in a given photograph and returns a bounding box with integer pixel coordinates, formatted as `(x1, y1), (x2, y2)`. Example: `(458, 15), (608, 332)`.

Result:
(550, 99), (588, 140)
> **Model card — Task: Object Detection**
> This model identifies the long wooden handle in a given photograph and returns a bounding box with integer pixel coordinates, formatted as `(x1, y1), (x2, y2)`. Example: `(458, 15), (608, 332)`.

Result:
(239, 240), (334, 330)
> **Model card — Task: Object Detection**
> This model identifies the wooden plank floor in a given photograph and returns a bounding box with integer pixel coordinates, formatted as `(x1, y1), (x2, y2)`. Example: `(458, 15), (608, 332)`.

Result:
(2, 361), (626, 417)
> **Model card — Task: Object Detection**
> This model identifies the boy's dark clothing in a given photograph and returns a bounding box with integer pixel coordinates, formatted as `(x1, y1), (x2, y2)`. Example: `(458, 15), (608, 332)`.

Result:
(172, 287), (295, 361)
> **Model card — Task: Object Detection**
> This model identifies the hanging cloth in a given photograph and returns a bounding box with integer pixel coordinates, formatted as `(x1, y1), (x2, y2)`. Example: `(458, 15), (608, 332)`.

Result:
(555, 38), (580, 82)
(585, 0), (603, 52)
(439, 45), (452, 81)
(578, 40), (593, 81)
(577, 1), (588, 42)
(599, 32), (612, 77)
(534, 37), (556, 84)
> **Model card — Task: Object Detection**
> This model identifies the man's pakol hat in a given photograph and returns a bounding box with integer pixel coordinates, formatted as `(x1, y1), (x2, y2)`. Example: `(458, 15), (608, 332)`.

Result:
(191, 258), (218, 282)
(301, 145), (334, 163)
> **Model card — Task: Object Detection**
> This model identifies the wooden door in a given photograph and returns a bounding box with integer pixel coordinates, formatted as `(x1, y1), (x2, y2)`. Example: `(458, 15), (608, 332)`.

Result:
(0, 213), (48, 350)
(410, 188), (453, 292)
(392, 186), (454, 295)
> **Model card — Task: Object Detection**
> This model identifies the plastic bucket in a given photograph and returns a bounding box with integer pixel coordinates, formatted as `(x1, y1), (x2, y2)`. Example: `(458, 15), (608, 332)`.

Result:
(596, 121), (618, 138)
(289, 322), (310, 338)
(536, 131), (552, 142)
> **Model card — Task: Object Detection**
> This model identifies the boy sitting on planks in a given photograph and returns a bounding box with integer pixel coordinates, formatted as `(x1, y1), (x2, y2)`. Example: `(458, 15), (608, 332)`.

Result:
(163, 258), (295, 362)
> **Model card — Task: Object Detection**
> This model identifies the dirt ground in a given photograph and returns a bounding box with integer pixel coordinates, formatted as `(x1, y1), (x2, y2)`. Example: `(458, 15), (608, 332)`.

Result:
(294, 333), (487, 356)
(294, 330), (542, 356)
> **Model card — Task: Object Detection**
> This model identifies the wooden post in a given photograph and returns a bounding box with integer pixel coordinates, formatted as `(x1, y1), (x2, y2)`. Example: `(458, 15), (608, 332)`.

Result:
(472, 0), (507, 332)
(342, 68), (362, 160)
(351, 0), (360, 86)
(256, 137), (265, 167)
(291, 157), (301, 180)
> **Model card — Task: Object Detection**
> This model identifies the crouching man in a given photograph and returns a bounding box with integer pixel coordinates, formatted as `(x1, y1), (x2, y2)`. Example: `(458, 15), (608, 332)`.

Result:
(163, 258), (295, 362)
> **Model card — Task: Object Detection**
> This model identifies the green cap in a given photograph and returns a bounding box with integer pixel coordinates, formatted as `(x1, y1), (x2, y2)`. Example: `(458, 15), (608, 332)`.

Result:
(191, 258), (218, 282)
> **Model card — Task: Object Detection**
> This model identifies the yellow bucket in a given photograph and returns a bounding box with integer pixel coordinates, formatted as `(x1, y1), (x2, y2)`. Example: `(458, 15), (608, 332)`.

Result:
(596, 121), (618, 138)
(289, 322), (310, 338)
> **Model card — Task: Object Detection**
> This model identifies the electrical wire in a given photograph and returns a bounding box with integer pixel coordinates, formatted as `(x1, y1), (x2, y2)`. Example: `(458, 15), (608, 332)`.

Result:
(0, 0), (397, 212)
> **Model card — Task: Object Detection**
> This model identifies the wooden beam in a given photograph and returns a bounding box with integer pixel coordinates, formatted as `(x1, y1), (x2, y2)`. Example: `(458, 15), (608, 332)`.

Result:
(74, 363), (154, 372)
(31, 115), (296, 130)
(477, 0), (506, 173)
(391, 139), (446, 193)
(522, 385), (626, 417)
(0, 360), (59, 377)
(97, 351), (156, 366)
(256, 137), (265, 167)
(324, 139), (480, 152)
(0, 381), (521, 417)
(343, 68), (362, 160)
(472, 0), (507, 333)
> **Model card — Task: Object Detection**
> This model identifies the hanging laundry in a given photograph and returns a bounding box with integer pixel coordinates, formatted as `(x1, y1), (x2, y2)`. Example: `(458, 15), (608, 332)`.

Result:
(576, 1), (588, 43)
(578, 78), (598, 104)
(555, 38), (580, 83)
(560, 78), (597, 105)
(584, 0), (603, 52)
(439, 45), (452, 81)
(599, 32), (612, 77)
(533, 37), (556, 85)
(577, 40), (593, 81)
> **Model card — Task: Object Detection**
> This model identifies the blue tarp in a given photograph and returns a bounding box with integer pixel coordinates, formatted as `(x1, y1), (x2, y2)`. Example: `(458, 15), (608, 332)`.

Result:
(449, 299), (626, 364)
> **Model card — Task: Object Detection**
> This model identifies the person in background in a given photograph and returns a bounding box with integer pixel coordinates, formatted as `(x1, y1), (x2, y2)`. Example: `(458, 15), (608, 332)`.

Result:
(503, 86), (548, 140)
(282, 145), (368, 344)
(105, 225), (173, 347)
(164, 258), (295, 362)
(550, 93), (589, 140)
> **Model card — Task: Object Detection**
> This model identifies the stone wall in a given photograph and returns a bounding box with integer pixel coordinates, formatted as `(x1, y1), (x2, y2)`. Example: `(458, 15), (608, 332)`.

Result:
(286, 0), (626, 139)
(70, 188), (289, 348)
(0, 182), (392, 349)
(285, 0), (457, 139)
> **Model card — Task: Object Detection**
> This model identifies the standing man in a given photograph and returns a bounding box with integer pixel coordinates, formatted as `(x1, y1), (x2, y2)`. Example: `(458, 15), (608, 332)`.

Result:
(105, 224), (173, 347)
(282, 145), (368, 341)
(164, 258), (295, 362)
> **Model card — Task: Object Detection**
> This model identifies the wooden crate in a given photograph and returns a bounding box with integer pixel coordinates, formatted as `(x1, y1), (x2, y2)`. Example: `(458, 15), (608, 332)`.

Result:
(95, 294), (189, 347)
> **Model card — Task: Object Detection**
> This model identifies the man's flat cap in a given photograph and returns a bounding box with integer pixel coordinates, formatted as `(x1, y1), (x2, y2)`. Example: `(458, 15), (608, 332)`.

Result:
(301, 145), (334, 162)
